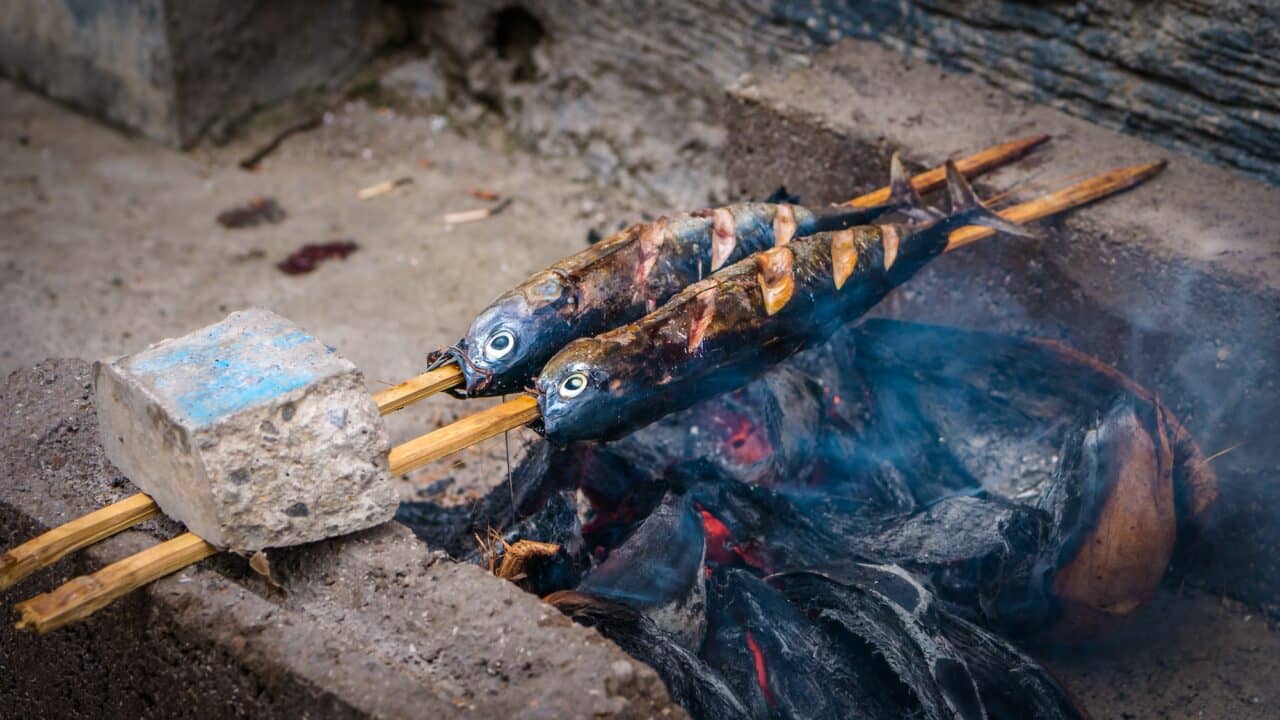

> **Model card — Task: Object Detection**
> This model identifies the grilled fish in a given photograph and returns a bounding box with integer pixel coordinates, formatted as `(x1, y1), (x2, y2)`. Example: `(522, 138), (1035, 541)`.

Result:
(436, 161), (925, 395)
(535, 161), (1030, 442)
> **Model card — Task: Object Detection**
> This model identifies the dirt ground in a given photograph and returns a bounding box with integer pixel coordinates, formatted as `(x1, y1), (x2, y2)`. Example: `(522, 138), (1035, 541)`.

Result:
(2, 71), (1278, 719)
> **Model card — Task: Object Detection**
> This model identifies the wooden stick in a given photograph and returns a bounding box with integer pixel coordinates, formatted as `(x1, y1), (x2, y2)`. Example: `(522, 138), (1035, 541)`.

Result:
(945, 161), (1166, 251)
(847, 134), (1049, 208)
(14, 532), (216, 633)
(387, 395), (540, 476)
(0, 493), (160, 591)
(372, 365), (465, 415)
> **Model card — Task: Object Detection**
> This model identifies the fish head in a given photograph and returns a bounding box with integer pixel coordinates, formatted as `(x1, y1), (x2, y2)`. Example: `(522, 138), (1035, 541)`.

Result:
(457, 272), (573, 395)
(535, 336), (631, 442)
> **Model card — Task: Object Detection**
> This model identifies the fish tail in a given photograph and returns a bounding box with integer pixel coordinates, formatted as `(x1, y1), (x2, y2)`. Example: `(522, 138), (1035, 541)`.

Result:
(939, 159), (1039, 238)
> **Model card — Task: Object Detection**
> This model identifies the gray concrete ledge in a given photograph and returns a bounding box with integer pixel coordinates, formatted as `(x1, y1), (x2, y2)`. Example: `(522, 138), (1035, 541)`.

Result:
(1, 359), (681, 719)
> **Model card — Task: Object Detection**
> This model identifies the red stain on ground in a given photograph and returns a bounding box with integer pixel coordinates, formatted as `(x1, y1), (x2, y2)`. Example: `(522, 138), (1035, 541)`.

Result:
(277, 240), (359, 275)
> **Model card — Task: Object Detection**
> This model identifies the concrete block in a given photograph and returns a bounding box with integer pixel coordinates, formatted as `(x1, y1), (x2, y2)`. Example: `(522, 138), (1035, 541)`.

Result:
(94, 308), (394, 551)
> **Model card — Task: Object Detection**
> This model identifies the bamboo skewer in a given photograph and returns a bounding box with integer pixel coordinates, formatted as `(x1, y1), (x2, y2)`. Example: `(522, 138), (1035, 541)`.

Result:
(14, 532), (217, 633)
(373, 365), (465, 415)
(388, 395), (540, 476)
(847, 134), (1048, 208)
(0, 494), (160, 591)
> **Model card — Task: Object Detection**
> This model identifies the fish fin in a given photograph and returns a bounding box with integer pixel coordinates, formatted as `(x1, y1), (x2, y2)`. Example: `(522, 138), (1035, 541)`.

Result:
(942, 160), (1040, 239)
(762, 186), (801, 204)
(888, 152), (938, 221)
(812, 153), (937, 232)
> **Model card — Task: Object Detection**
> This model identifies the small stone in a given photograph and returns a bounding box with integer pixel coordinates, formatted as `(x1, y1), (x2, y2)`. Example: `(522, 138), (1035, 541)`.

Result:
(610, 660), (634, 682)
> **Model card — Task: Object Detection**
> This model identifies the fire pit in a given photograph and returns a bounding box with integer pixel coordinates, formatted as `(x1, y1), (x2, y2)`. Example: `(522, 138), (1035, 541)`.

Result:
(399, 318), (1215, 718)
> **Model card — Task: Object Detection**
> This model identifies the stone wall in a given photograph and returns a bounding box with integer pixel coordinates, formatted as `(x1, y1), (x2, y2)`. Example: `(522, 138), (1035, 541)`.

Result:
(407, 0), (1277, 204)
(0, 0), (399, 147)
(4, 2), (1273, 184)
(772, 0), (1280, 185)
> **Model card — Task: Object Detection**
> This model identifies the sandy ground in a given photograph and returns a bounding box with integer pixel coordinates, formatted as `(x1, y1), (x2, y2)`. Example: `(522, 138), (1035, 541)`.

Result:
(2, 76), (1278, 718)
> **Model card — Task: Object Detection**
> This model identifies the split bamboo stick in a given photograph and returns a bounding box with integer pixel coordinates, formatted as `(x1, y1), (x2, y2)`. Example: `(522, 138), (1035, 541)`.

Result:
(373, 365), (465, 415)
(387, 395), (540, 476)
(14, 532), (216, 633)
(0, 493), (160, 591)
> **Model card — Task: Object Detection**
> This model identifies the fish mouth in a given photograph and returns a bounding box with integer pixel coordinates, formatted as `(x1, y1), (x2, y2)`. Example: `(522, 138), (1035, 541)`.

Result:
(426, 341), (493, 397)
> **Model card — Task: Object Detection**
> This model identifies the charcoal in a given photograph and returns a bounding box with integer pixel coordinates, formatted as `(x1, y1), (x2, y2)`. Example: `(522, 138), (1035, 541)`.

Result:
(577, 493), (707, 649)
(933, 612), (1083, 719)
(396, 441), (578, 557)
(547, 591), (752, 720)
(770, 566), (986, 720)
(675, 462), (852, 572)
(703, 568), (917, 719)
(851, 496), (1048, 617)
(396, 320), (1215, 720)
(845, 319), (1213, 516)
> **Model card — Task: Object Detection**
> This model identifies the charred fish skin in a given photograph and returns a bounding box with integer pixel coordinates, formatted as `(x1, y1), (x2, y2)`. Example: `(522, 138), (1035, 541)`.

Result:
(536, 161), (1029, 443)
(536, 222), (942, 443)
(446, 175), (915, 396)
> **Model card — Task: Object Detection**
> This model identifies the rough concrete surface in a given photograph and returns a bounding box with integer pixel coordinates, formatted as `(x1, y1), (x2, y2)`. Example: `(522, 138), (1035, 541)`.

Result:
(1, 359), (681, 718)
(725, 38), (1280, 617)
(769, 0), (1280, 185)
(406, 0), (1277, 213)
(96, 308), (394, 551)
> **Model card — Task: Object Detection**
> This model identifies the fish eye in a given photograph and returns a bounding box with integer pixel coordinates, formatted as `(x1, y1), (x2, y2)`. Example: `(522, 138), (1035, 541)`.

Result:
(484, 329), (516, 360)
(559, 372), (589, 399)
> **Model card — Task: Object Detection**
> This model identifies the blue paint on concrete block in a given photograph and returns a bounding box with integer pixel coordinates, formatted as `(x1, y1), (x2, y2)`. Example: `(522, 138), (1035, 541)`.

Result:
(131, 317), (323, 425)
